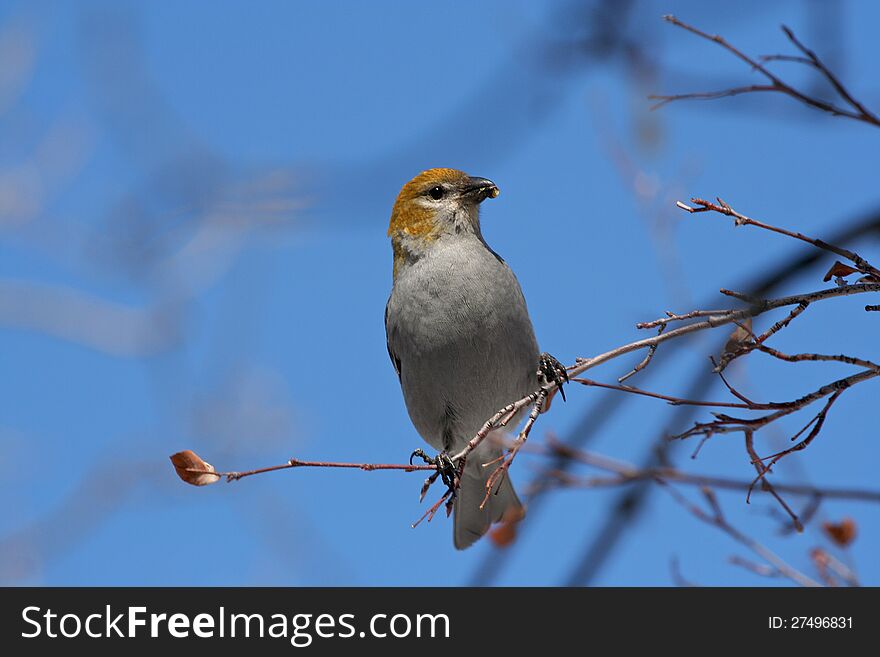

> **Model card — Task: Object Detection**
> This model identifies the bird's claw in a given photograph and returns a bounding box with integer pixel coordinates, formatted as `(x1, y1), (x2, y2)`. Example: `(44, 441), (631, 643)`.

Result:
(538, 352), (570, 401)
(410, 449), (459, 493)
(409, 448), (430, 466)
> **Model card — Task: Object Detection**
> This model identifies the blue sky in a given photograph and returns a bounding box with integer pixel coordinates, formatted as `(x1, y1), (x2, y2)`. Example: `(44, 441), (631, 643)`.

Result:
(2, 0), (879, 586)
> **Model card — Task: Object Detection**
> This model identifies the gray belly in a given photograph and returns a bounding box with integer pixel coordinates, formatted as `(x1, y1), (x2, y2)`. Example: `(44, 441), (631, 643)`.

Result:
(387, 247), (540, 452)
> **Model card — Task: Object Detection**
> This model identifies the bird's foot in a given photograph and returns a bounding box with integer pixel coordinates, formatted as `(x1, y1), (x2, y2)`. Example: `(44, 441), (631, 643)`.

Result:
(538, 352), (570, 402)
(410, 448), (459, 493)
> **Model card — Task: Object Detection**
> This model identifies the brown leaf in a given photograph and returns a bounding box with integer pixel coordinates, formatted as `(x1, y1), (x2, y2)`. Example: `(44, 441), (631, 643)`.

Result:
(488, 506), (526, 549)
(822, 260), (859, 282)
(170, 450), (221, 486)
(822, 517), (857, 547)
(723, 317), (752, 355)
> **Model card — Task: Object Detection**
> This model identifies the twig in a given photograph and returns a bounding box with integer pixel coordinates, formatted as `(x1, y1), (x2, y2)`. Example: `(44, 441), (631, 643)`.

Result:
(756, 345), (880, 370)
(480, 389), (549, 509)
(679, 197), (880, 280)
(571, 376), (754, 409)
(728, 555), (782, 579)
(651, 85), (783, 110)
(711, 358), (759, 405)
(758, 54), (814, 67)
(744, 430), (802, 532)
(670, 557), (700, 587)
(636, 308), (735, 330)
(754, 301), (809, 344)
(779, 25), (880, 124)
(188, 457), (436, 483)
(662, 484), (822, 587)
(747, 390), (844, 495)
(671, 367), (875, 444)
(650, 16), (880, 128)
(811, 548), (860, 587)
(411, 489), (454, 529)
(535, 439), (880, 503)
(619, 325), (664, 382)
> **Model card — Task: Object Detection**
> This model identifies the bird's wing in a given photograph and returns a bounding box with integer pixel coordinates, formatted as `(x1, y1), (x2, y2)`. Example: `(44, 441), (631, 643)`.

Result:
(384, 299), (402, 381)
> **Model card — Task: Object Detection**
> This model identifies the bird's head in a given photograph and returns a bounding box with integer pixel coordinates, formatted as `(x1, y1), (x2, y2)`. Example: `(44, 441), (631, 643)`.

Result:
(388, 168), (499, 278)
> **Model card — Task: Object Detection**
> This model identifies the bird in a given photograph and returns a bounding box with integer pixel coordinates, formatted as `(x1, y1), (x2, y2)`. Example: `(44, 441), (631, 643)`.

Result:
(384, 168), (565, 549)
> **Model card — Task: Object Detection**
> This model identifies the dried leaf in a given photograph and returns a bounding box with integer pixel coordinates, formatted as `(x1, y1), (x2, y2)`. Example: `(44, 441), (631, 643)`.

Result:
(822, 261), (858, 282)
(170, 450), (221, 486)
(723, 317), (752, 355)
(822, 517), (857, 547)
(488, 506), (526, 548)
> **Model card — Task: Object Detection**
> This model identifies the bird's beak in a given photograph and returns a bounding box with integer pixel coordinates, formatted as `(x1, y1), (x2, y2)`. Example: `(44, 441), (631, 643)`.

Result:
(462, 176), (500, 202)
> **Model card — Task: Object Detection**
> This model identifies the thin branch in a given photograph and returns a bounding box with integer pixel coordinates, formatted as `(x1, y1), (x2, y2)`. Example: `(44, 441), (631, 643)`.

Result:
(651, 15), (880, 128)
(636, 308), (735, 330)
(780, 25), (880, 124)
(728, 555), (782, 579)
(811, 548), (860, 587)
(679, 197), (880, 279)
(650, 84), (779, 110)
(671, 367), (876, 445)
(190, 457), (435, 483)
(747, 390), (844, 495)
(411, 489), (454, 529)
(712, 358), (759, 405)
(755, 301), (809, 344)
(744, 430), (802, 532)
(619, 325), (664, 382)
(480, 388), (549, 509)
(535, 439), (880, 503)
(571, 377), (754, 408)
(670, 557), (700, 587)
(755, 345), (880, 371)
(758, 54), (814, 67)
(662, 485), (821, 586)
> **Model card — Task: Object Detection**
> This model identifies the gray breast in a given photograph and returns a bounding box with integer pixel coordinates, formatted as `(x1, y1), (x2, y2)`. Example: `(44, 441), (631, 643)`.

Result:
(386, 238), (540, 451)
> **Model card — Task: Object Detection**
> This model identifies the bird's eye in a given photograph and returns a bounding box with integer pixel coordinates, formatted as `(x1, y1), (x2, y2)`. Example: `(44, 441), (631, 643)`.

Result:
(427, 186), (444, 200)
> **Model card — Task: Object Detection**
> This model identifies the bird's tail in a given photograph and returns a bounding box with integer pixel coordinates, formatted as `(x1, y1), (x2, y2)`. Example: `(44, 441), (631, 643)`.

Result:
(453, 459), (523, 550)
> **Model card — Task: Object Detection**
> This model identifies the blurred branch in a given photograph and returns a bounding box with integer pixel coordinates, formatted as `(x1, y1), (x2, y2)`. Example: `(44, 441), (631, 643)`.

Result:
(661, 485), (821, 587)
(650, 15), (880, 128)
(677, 197), (880, 281)
(810, 547), (860, 587)
(0, 280), (178, 356)
(533, 438), (880, 504)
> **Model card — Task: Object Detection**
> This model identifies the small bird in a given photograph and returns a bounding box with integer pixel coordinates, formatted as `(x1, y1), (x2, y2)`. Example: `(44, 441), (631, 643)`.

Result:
(384, 168), (564, 549)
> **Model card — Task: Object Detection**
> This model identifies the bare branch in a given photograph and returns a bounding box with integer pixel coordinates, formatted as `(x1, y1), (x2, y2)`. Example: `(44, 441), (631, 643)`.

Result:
(661, 484), (822, 587)
(183, 455), (435, 484)
(679, 197), (880, 279)
(779, 25), (880, 124)
(744, 430), (802, 532)
(651, 15), (880, 128)
(534, 439), (880, 504)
